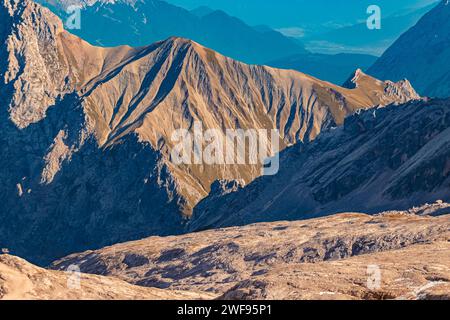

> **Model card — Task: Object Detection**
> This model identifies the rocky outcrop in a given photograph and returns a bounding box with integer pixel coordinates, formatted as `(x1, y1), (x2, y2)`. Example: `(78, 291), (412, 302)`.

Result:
(0, 0), (420, 264)
(0, 254), (210, 300)
(50, 206), (450, 300)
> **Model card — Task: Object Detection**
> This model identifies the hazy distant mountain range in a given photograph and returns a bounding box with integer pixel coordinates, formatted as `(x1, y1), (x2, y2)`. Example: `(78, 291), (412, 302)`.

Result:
(167, 0), (440, 55)
(267, 53), (378, 85)
(305, 2), (439, 55)
(188, 98), (450, 231)
(368, 0), (450, 97)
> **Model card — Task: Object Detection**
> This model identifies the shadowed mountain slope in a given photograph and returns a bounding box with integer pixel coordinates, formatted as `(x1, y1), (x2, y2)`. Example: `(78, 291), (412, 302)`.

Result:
(188, 99), (450, 232)
(368, 0), (450, 97)
(51, 206), (450, 300)
(267, 53), (378, 85)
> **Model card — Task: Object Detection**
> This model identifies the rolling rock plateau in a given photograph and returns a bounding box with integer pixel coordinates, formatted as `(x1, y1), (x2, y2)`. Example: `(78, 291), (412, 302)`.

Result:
(0, 0), (424, 265)
(188, 99), (450, 231)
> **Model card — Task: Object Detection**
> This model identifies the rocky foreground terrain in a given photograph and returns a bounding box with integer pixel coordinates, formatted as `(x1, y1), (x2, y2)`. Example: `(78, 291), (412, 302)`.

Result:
(0, 255), (211, 300)
(48, 203), (450, 300)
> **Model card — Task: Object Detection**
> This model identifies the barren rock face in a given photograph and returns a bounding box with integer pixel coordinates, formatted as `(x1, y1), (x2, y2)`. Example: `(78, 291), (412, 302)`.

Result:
(0, 0), (420, 264)
(51, 205), (450, 300)
(218, 241), (450, 300)
(0, 255), (210, 300)
(188, 99), (450, 232)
